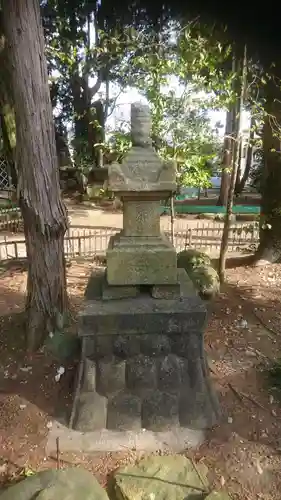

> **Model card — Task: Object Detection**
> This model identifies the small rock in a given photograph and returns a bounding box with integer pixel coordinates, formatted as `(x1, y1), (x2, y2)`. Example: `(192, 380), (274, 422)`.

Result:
(245, 350), (256, 358)
(20, 366), (32, 373)
(55, 366), (65, 382)
(220, 476), (225, 487)
(255, 459), (263, 475)
(239, 319), (248, 329)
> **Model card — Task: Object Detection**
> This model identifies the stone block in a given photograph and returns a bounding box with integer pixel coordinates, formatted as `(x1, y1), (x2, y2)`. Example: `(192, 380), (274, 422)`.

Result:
(108, 146), (176, 193)
(79, 270), (206, 338)
(142, 391), (179, 430)
(169, 333), (193, 358)
(151, 283), (180, 299)
(151, 268), (196, 299)
(82, 357), (96, 391)
(94, 335), (113, 358)
(80, 294), (207, 337)
(82, 337), (95, 357)
(96, 356), (126, 396)
(123, 199), (160, 237)
(106, 233), (178, 286)
(140, 334), (171, 356)
(179, 391), (217, 429)
(74, 392), (107, 431)
(126, 354), (157, 393)
(102, 280), (140, 301)
(157, 354), (183, 393)
(85, 269), (104, 300)
(107, 391), (142, 430)
(113, 334), (141, 358)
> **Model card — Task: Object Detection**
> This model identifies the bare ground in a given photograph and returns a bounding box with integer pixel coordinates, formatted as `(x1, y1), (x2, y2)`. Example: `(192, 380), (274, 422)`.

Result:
(1, 259), (281, 499)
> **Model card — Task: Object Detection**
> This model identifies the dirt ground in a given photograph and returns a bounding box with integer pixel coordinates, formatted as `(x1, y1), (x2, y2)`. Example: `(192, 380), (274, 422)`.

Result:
(1, 258), (281, 499)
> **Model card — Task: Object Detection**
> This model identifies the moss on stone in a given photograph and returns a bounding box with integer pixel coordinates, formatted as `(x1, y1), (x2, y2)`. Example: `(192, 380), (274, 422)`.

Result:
(177, 249), (220, 299)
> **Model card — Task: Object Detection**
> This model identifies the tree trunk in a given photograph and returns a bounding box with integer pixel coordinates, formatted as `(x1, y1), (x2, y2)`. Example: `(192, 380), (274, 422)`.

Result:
(255, 77), (281, 264)
(235, 114), (255, 195)
(219, 46), (247, 282)
(3, 0), (68, 350)
(217, 107), (233, 205)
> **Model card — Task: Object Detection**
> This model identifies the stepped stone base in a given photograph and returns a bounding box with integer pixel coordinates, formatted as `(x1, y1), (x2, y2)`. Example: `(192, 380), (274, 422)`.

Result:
(70, 270), (219, 433)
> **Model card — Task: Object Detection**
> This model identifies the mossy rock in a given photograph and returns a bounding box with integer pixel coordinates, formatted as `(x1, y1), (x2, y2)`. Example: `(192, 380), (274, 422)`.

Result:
(189, 265), (220, 299)
(0, 467), (109, 500)
(44, 331), (81, 361)
(177, 249), (212, 272)
(177, 249), (219, 299)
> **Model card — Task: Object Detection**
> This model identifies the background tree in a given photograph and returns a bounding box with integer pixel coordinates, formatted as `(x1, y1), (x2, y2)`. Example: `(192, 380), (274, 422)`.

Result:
(2, 0), (69, 350)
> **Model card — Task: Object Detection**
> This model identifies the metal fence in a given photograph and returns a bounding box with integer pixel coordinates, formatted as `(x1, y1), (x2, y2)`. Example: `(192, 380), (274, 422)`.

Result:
(0, 222), (259, 261)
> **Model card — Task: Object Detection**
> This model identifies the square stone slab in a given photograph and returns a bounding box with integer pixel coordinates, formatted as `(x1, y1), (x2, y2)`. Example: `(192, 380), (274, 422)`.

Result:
(79, 269), (206, 337)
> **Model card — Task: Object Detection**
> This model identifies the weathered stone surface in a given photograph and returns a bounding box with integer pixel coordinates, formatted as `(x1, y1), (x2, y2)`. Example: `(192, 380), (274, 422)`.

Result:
(106, 233), (178, 286)
(79, 294), (207, 338)
(113, 334), (140, 358)
(205, 492), (232, 500)
(177, 249), (212, 272)
(75, 392), (107, 431)
(142, 390), (179, 430)
(158, 354), (183, 393)
(140, 334), (171, 356)
(0, 468), (108, 500)
(151, 282), (181, 299)
(108, 147), (176, 193)
(131, 102), (152, 147)
(82, 357), (96, 391)
(96, 356), (126, 395)
(94, 335), (113, 357)
(102, 274), (141, 300)
(177, 250), (219, 300)
(107, 391), (142, 430)
(126, 355), (157, 393)
(114, 455), (209, 500)
(189, 265), (220, 299)
(123, 199), (160, 237)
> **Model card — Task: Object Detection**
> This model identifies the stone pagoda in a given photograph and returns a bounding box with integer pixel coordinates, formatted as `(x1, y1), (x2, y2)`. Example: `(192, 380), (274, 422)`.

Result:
(70, 103), (219, 438)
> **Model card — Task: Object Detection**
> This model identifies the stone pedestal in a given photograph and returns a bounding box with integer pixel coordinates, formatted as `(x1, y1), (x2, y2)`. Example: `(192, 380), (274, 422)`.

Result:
(70, 270), (219, 432)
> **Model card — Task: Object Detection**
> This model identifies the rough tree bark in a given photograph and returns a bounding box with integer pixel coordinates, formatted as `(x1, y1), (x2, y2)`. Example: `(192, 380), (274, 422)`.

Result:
(3, 0), (69, 350)
(255, 74), (281, 264)
(217, 107), (233, 206)
(235, 114), (255, 195)
(219, 46), (247, 282)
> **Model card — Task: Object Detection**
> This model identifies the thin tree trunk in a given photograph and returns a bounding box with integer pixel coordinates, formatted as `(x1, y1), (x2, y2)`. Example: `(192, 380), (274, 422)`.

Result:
(3, 0), (68, 350)
(217, 107), (233, 205)
(235, 114), (255, 195)
(170, 195), (175, 245)
(219, 46), (247, 282)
